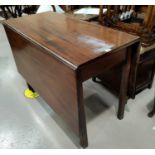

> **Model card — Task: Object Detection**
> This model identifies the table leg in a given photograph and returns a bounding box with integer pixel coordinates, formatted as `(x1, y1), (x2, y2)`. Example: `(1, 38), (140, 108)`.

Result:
(117, 51), (131, 120)
(148, 60), (155, 89)
(128, 43), (140, 99)
(77, 79), (88, 148)
(148, 98), (155, 117)
(27, 82), (35, 93)
(92, 77), (97, 82)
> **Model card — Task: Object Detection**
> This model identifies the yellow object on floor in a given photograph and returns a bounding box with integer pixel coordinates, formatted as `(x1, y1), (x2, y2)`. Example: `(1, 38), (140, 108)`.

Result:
(24, 89), (39, 99)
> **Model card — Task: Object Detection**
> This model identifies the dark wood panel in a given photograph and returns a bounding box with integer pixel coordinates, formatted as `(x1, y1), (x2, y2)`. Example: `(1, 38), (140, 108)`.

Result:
(4, 25), (80, 136)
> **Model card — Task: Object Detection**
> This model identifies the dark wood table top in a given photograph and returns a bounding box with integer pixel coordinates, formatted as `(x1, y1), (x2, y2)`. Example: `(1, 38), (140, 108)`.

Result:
(3, 12), (139, 69)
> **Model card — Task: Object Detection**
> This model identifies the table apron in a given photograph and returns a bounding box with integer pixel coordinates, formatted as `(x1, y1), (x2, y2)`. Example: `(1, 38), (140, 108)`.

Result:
(79, 49), (127, 82)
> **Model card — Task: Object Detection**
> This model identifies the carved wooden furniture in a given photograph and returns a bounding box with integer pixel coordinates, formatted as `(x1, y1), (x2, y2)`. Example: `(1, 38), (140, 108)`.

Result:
(0, 5), (23, 19)
(0, 5), (38, 19)
(99, 5), (155, 47)
(95, 5), (155, 99)
(22, 5), (39, 14)
(3, 12), (139, 148)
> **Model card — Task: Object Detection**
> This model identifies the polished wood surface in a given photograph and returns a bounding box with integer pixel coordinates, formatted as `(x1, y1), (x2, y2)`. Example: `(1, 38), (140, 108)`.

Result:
(4, 12), (139, 68)
(3, 12), (140, 148)
(4, 26), (80, 134)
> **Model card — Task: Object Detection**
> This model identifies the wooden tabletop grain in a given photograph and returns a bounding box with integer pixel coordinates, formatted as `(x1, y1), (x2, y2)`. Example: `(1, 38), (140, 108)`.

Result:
(3, 12), (139, 69)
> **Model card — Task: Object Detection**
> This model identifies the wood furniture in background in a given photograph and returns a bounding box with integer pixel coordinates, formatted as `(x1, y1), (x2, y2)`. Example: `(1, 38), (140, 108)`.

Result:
(0, 5), (39, 19)
(3, 12), (139, 148)
(99, 5), (155, 47)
